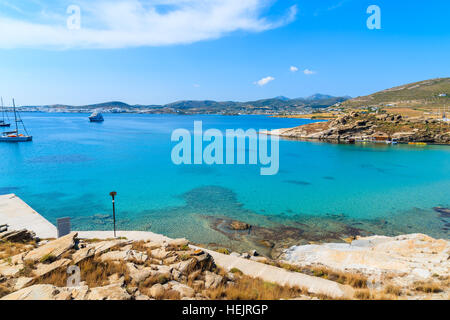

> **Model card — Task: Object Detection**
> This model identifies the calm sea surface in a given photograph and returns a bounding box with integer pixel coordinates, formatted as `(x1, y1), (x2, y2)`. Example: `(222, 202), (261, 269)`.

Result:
(1, 113), (449, 247)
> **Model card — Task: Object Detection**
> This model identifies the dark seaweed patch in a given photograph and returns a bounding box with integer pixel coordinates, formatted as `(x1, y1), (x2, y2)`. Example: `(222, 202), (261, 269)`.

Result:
(283, 180), (311, 186)
(0, 186), (20, 195)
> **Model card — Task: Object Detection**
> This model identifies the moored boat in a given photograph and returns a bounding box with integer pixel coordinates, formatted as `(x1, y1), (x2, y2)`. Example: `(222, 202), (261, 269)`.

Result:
(89, 111), (104, 122)
(0, 99), (32, 142)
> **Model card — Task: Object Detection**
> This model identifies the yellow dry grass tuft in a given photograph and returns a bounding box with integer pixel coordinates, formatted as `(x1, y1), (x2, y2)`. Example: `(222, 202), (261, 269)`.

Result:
(0, 240), (36, 260)
(273, 262), (368, 289)
(204, 275), (309, 300)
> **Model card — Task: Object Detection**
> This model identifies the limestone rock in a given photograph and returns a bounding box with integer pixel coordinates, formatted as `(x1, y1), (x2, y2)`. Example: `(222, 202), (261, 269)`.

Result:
(171, 258), (197, 274)
(0, 263), (23, 277)
(204, 271), (223, 289)
(72, 240), (126, 264)
(13, 277), (33, 291)
(282, 233), (450, 285)
(149, 283), (165, 299)
(24, 232), (77, 263)
(135, 294), (152, 300)
(230, 221), (250, 230)
(169, 281), (195, 298)
(144, 241), (164, 250)
(86, 283), (131, 300)
(0, 284), (85, 300)
(34, 258), (71, 277)
(169, 238), (189, 248)
(250, 256), (269, 263)
(99, 249), (147, 263)
(129, 267), (154, 283)
(151, 248), (171, 260)
(0, 229), (36, 242)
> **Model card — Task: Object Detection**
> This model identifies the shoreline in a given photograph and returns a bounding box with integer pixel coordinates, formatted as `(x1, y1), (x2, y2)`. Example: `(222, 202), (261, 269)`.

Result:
(265, 111), (450, 145)
(1, 194), (449, 300)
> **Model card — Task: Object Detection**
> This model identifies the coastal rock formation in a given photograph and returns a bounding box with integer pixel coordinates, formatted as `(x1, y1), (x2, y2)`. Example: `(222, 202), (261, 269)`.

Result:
(2, 229), (448, 300)
(0, 229), (36, 242)
(24, 232), (77, 262)
(282, 233), (450, 289)
(269, 112), (450, 144)
(230, 221), (251, 231)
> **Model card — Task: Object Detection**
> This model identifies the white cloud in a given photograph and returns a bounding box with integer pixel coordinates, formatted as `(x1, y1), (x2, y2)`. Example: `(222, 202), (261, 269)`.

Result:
(193, 84), (200, 88)
(290, 66), (299, 72)
(303, 69), (317, 75)
(0, 0), (298, 49)
(255, 76), (275, 86)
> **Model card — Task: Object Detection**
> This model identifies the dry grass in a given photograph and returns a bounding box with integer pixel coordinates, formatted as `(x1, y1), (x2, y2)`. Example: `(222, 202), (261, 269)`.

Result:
(413, 281), (443, 293)
(130, 241), (148, 252)
(0, 284), (12, 298)
(383, 285), (403, 296)
(34, 257), (131, 288)
(17, 259), (37, 277)
(82, 237), (127, 243)
(138, 275), (173, 299)
(204, 275), (308, 300)
(354, 289), (397, 300)
(0, 240), (36, 260)
(273, 262), (368, 289)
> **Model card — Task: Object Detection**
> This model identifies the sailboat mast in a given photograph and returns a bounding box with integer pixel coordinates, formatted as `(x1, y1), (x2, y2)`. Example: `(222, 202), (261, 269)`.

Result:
(13, 99), (18, 133)
(1, 97), (4, 123)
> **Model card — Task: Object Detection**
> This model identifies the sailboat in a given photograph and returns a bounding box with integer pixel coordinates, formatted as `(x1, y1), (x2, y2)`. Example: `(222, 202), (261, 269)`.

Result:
(0, 97), (10, 127)
(0, 99), (32, 142)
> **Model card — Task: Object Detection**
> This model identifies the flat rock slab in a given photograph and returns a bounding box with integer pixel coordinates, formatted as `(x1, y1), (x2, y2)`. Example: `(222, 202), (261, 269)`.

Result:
(192, 246), (354, 299)
(34, 258), (71, 277)
(0, 263), (23, 277)
(85, 283), (131, 300)
(1, 284), (88, 300)
(24, 232), (77, 263)
(72, 240), (127, 264)
(282, 233), (450, 283)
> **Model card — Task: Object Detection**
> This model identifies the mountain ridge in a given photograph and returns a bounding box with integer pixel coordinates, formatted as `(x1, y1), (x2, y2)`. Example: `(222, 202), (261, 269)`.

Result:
(21, 94), (350, 115)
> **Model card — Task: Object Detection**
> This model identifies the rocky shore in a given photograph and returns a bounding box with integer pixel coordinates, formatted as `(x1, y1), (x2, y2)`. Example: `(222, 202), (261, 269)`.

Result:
(268, 111), (450, 144)
(1, 229), (448, 300)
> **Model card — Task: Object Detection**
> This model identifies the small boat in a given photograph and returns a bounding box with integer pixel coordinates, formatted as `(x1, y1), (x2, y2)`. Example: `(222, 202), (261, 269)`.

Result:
(0, 99), (32, 142)
(386, 138), (398, 145)
(0, 97), (10, 127)
(408, 142), (427, 146)
(89, 111), (104, 122)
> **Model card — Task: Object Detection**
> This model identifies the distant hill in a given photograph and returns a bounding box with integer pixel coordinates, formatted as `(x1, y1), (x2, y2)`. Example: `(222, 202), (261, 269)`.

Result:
(341, 78), (450, 110)
(306, 93), (335, 101)
(21, 94), (350, 115)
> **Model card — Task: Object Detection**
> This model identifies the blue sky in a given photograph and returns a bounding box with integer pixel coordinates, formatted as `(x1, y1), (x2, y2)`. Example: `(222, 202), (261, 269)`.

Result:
(0, 0), (449, 106)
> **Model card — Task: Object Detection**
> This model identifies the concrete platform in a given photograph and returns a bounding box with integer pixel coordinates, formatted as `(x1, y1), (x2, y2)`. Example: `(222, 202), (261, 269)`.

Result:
(0, 194), (57, 239)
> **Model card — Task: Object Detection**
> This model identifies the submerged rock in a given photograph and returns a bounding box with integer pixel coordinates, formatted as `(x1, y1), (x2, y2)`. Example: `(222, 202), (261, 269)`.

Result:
(230, 221), (251, 231)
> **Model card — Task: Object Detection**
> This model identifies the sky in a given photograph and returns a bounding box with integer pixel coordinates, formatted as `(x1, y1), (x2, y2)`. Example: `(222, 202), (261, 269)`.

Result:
(0, 0), (449, 106)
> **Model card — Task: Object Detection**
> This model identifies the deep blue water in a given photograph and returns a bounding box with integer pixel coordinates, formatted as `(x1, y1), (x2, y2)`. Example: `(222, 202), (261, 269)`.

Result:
(1, 113), (449, 244)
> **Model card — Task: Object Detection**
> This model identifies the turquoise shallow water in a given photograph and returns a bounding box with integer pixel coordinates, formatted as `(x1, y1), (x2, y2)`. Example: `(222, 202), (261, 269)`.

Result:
(1, 113), (449, 245)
